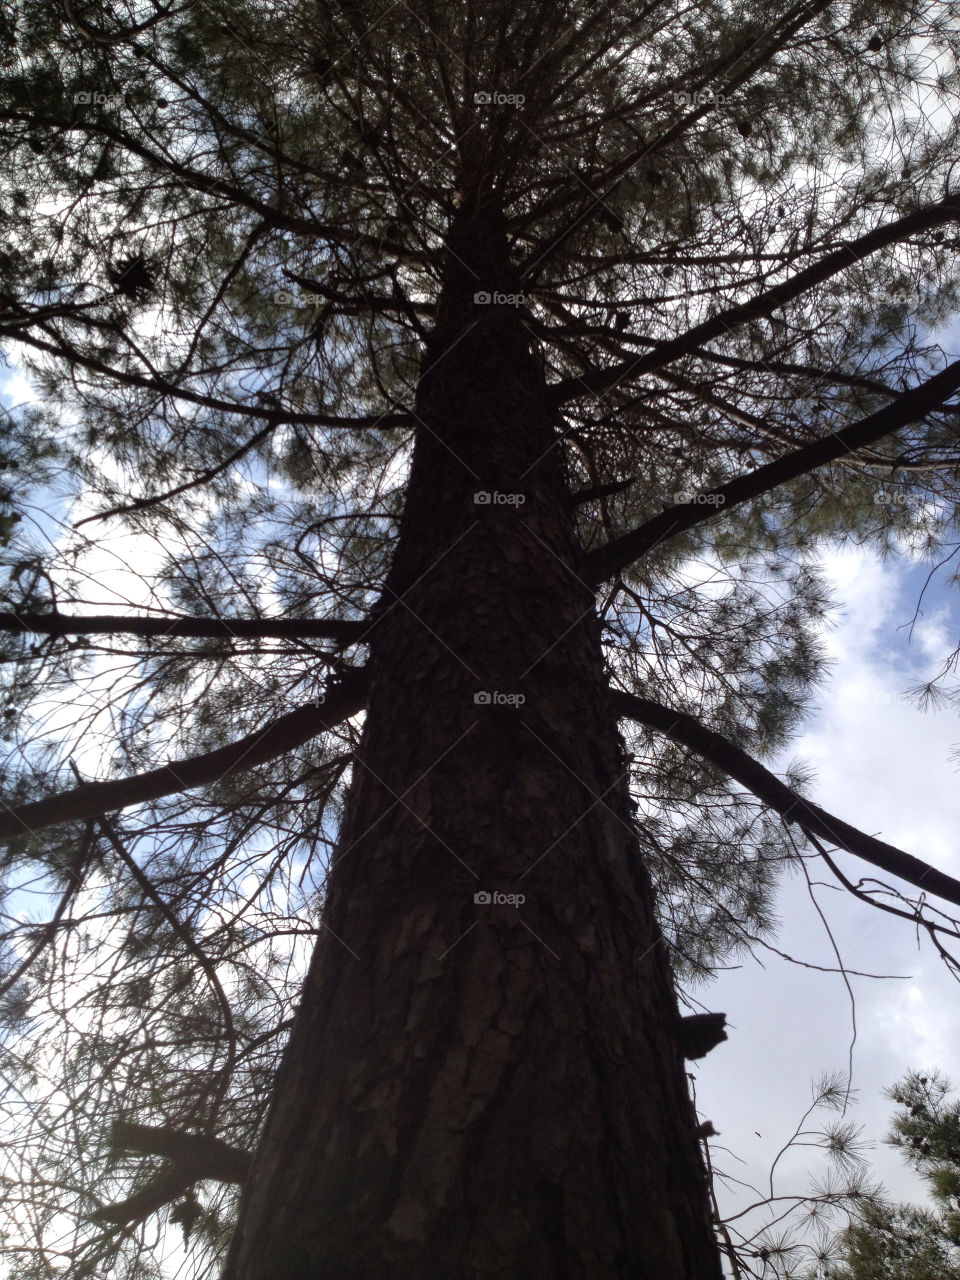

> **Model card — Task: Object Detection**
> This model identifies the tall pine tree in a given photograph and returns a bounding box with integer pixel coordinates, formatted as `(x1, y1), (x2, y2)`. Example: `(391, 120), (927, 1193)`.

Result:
(2, 0), (960, 1275)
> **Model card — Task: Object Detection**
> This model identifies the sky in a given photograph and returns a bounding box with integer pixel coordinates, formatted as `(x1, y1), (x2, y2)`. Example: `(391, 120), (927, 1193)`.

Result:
(685, 310), (960, 1272)
(698, 539), (960, 1270)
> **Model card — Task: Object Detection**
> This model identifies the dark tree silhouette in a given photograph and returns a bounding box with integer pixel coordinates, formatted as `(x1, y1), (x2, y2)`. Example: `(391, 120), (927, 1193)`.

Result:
(2, 0), (960, 1276)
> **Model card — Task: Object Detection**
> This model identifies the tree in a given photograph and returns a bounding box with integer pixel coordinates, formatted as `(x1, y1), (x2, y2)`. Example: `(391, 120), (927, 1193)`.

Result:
(2, 0), (960, 1275)
(823, 1070), (960, 1280)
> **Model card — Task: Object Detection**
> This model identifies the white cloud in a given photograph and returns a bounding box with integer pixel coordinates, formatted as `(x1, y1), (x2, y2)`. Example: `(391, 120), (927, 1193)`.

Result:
(873, 982), (948, 1064)
(699, 539), (960, 1264)
(0, 365), (42, 408)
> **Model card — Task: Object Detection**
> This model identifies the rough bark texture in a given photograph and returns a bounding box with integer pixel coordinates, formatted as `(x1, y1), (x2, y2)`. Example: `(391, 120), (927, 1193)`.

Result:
(221, 193), (724, 1279)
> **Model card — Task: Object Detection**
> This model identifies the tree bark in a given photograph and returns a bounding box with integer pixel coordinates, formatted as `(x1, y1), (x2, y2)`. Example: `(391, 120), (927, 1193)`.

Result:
(221, 194), (724, 1279)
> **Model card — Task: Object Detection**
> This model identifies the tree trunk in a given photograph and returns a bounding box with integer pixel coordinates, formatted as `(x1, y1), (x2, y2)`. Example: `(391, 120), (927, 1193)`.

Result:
(221, 191), (724, 1279)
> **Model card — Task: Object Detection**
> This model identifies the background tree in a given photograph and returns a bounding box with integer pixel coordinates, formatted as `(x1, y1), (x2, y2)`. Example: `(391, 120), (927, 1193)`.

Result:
(1, 0), (960, 1276)
(822, 1069), (960, 1280)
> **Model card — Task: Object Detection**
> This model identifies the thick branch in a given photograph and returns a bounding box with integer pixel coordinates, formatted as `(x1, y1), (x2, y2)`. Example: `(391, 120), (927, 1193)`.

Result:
(585, 357), (960, 583)
(93, 1121), (251, 1228)
(62, 0), (195, 46)
(92, 1165), (197, 1226)
(0, 610), (371, 645)
(0, 667), (369, 841)
(109, 1122), (250, 1184)
(696, 348), (897, 397)
(611, 688), (960, 910)
(660, 367), (951, 470)
(550, 195), (960, 406)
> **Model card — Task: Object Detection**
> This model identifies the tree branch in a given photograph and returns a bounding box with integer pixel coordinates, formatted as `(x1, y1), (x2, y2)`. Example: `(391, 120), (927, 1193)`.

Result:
(92, 1165), (198, 1226)
(660, 367), (954, 471)
(92, 1104), (253, 1230)
(695, 348), (898, 398)
(0, 610), (371, 646)
(585, 357), (960, 584)
(549, 195), (960, 407)
(611, 687), (960, 910)
(62, 0), (196, 46)
(108, 1122), (250, 1184)
(87, 795), (237, 1117)
(1, 312), (412, 433)
(0, 667), (369, 841)
(73, 419), (282, 528)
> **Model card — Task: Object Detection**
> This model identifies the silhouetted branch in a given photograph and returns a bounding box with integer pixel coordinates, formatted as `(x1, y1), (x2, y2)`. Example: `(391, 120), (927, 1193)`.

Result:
(0, 667), (369, 840)
(109, 1122), (250, 1185)
(5, 323), (412, 431)
(550, 195), (960, 406)
(586, 357), (960, 583)
(93, 1120), (250, 1226)
(0, 610), (371, 646)
(92, 1166), (198, 1226)
(62, 0), (196, 46)
(74, 419), (283, 527)
(611, 687), (960, 909)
